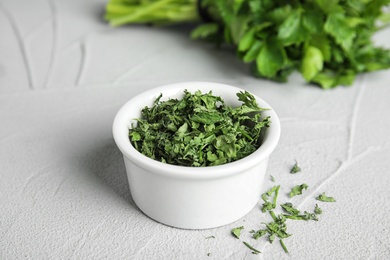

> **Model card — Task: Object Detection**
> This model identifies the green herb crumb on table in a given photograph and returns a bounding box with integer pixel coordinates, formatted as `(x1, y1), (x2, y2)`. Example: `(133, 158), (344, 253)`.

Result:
(290, 160), (301, 173)
(317, 192), (336, 202)
(244, 161), (337, 255)
(105, 0), (390, 88)
(231, 226), (245, 239)
(243, 241), (261, 255)
(289, 183), (309, 198)
(129, 90), (270, 167)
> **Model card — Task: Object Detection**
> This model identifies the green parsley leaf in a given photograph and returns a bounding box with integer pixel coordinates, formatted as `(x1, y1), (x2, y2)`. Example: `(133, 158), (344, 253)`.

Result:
(314, 204), (322, 214)
(290, 161), (301, 174)
(301, 46), (324, 81)
(256, 211), (292, 249)
(266, 185), (279, 197)
(252, 229), (267, 240)
(243, 241), (261, 255)
(242, 41), (263, 63)
(261, 185), (280, 212)
(324, 13), (356, 51)
(238, 28), (255, 52)
(269, 233), (276, 243)
(231, 226), (244, 239)
(284, 211), (318, 221)
(256, 38), (287, 78)
(278, 9), (308, 46)
(281, 202), (300, 216)
(315, 0), (344, 14)
(301, 11), (323, 34)
(289, 184), (309, 198)
(261, 201), (275, 213)
(316, 192), (336, 202)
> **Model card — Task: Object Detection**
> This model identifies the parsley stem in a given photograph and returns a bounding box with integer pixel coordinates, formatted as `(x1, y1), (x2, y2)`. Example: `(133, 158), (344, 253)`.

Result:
(243, 241), (261, 254)
(280, 239), (289, 254)
(272, 185), (280, 207)
(270, 211), (278, 222)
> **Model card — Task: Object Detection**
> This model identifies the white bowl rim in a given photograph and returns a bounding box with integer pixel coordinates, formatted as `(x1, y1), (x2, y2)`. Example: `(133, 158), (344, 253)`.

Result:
(113, 81), (281, 180)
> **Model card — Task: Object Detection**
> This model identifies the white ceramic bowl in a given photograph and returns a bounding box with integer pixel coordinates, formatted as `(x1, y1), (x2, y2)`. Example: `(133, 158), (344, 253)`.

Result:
(113, 82), (280, 229)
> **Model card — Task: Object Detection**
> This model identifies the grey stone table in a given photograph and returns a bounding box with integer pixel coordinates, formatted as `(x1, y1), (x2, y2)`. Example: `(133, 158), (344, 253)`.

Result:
(1, 0), (389, 259)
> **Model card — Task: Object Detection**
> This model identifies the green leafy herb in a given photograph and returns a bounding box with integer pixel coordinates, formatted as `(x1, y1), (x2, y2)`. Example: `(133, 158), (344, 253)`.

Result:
(231, 226), (244, 239)
(281, 202), (321, 221)
(261, 201), (275, 213)
(251, 185), (290, 253)
(270, 175), (275, 182)
(317, 192), (336, 202)
(252, 210), (291, 253)
(289, 184), (308, 198)
(252, 184), (337, 254)
(290, 161), (301, 174)
(205, 236), (215, 239)
(252, 229), (267, 240)
(243, 241), (261, 255)
(129, 90), (270, 167)
(281, 202), (300, 216)
(106, 0), (390, 88)
(284, 211), (318, 221)
(261, 185), (280, 212)
(314, 204), (322, 214)
(266, 185), (279, 197)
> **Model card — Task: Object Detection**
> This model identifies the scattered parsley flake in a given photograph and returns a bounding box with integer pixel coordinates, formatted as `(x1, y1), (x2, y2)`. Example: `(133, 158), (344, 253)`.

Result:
(243, 241), (261, 255)
(261, 201), (275, 213)
(314, 204), (322, 214)
(281, 202), (300, 216)
(270, 175), (275, 182)
(289, 184), (309, 198)
(231, 226), (244, 239)
(252, 230), (267, 240)
(316, 192), (336, 202)
(251, 210), (292, 253)
(290, 161), (301, 174)
(261, 193), (268, 202)
(205, 236), (215, 239)
(280, 239), (289, 254)
(280, 202), (319, 221)
(269, 233), (276, 243)
(266, 185), (279, 197)
(228, 171), (335, 255)
(283, 211), (318, 221)
(261, 185), (280, 212)
(310, 212), (319, 221)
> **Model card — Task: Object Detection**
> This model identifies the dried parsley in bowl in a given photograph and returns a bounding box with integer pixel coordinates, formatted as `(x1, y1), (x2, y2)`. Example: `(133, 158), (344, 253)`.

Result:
(129, 90), (270, 167)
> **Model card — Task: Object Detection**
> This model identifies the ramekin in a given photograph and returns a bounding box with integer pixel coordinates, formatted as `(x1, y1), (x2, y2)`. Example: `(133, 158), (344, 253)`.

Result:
(113, 82), (280, 229)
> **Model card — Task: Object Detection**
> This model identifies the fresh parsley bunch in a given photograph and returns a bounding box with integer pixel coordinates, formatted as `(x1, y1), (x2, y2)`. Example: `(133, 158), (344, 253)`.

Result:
(105, 0), (390, 88)
(129, 90), (270, 167)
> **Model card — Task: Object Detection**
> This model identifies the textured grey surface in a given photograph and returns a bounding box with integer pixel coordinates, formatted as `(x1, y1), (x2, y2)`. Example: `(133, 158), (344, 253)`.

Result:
(1, 0), (390, 259)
